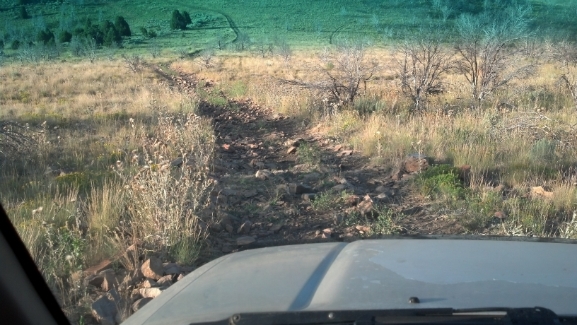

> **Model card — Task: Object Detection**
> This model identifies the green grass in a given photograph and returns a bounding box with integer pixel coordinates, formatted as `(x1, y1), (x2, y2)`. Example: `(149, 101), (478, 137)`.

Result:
(415, 164), (465, 201)
(296, 142), (321, 166)
(1, 0), (576, 64)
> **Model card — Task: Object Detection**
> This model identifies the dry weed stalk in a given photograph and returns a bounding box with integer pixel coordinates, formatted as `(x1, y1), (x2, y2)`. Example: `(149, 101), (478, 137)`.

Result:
(117, 112), (215, 264)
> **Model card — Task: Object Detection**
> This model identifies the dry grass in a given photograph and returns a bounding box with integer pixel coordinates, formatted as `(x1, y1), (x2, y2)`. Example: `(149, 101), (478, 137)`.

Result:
(173, 45), (577, 238)
(0, 57), (214, 322)
(2, 42), (577, 321)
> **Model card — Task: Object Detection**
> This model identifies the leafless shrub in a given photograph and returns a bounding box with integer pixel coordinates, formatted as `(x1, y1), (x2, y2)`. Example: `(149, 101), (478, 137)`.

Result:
(454, 5), (535, 109)
(553, 41), (577, 109)
(396, 31), (452, 111)
(275, 38), (292, 62)
(319, 40), (379, 104)
(121, 54), (145, 73)
(198, 49), (215, 68)
(0, 121), (34, 160)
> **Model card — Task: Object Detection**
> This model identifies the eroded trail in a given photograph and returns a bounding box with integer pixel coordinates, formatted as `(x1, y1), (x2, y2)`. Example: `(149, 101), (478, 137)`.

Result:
(158, 66), (465, 258)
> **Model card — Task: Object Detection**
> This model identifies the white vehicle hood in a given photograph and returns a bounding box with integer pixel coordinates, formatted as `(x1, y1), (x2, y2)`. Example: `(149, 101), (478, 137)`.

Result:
(123, 239), (577, 324)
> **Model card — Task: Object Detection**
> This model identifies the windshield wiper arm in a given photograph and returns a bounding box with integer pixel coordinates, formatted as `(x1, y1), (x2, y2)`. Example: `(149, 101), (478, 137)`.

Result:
(193, 307), (562, 325)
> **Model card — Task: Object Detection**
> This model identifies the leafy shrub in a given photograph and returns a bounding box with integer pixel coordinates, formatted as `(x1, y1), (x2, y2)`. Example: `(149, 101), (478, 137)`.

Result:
(182, 11), (192, 25)
(58, 30), (72, 43)
(297, 142), (321, 166)
(19, 6), (30, 19)
(114, 16), (131, 37)
(140, 27), (157, 38)
(10, 39), (21, 50)
(416, 164), (465, 200)
(170, 10), (188, 30)
(101, 20), (121, 47)
(36, 29), (55, 45)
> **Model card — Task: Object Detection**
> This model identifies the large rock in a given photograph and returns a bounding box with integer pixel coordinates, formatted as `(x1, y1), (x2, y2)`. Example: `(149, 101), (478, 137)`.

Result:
(163, 263), (181, 275)
(403, 154), (430, 173)
(357, 195), (375, 217)
(156, 275), (173, 287)
(141, 257), (164, 280)
(255, 170), (272, 180)
(132, 298), (153, 313)
(288, 183), (314, 195)
(236, 236), (256, 246)
(237, 220), (252, 234)
(91, 289), (121, 325)
(139, 287), (164, 298)
(531, 186), (554, 199)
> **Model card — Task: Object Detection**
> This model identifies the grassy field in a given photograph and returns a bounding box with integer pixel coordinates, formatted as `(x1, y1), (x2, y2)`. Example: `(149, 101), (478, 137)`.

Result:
(2, 0), (577, 323)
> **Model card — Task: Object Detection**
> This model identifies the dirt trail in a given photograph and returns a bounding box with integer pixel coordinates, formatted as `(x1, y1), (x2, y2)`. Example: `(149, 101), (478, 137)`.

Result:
(156, 66), (465, 258)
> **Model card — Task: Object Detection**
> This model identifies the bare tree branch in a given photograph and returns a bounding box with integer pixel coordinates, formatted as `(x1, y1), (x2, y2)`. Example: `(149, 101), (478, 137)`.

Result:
(396, 29), (452, 111)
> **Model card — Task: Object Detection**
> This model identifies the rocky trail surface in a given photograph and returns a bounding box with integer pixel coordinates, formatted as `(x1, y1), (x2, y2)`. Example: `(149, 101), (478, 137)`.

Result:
(163, 66), (467, 258)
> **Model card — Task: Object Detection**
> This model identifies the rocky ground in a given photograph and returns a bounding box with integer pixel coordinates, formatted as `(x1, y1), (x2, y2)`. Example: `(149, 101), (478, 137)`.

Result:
(87, 66), (470, 324)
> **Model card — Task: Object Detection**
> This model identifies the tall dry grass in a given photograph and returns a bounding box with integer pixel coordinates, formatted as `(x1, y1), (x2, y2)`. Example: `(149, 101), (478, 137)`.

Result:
(0, 58), (215, 322)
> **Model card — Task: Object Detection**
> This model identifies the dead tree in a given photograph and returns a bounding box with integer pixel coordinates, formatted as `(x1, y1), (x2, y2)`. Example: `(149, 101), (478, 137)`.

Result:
(319, 41), (379, 104)
(397, 32), (452, 111)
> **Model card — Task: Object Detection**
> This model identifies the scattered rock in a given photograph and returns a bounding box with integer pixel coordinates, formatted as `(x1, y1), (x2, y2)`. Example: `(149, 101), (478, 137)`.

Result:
(210, 222), (223, 232)
(141, 257), (164, 280)
(250, 159), (266, 169)
(321, 228), (332, 238)
(374, 193), (392, 203)
(270, 223), (283, 233)
(285, 138), (304, 147)
(100, 269), (118, 292)
(139, 287), (163, 298)
(403, 155), (430, 173)
(391, 168), (404, 181)
(91, 292), (119, 325)
(336, 150), (353, 157)
(288, 183), (314, 195)
(255, 170), (272, 180)
(142, 279), (157, 288)
(357, 195), (374, 217)
(287, 146), (298, 154)
(355, 225), (371, 233)
(237, 220), (252, 234)
(236, 236), (256, 246)
(494, 211), (507, 220)
(331, 184), (349, 192)
(345, 195), (361, 206)
(243, 189), (258, 198)
(156, 275), (173, 287)
(276, 184), (290, 197)
(301, 172), (321, 183)
(163, 263), (181, 275)
(531, 186), (554, 199)
(458, 165), (471, 183)
(132, 298), (153, 313)
(301, 193), (316, 202)
(333, 144), (343, 152)
(84, 259), (112, 276)
(334, 213), (344, 225)
(170, 157), (183, 167)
